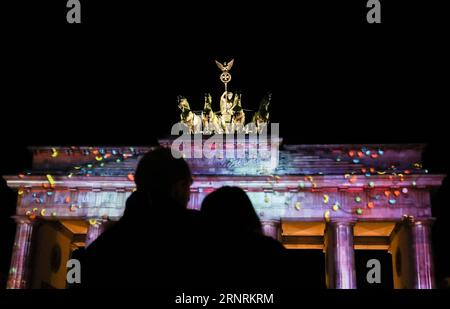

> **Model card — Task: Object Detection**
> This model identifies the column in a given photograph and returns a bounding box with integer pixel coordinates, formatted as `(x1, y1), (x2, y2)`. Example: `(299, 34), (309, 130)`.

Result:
(410, 219), (435, 288)
(390, 217), (435, 289)
(7, 217), (35, 289)
(324, 219), (357, 289)
(85, 219), (109, 247)
(261, 220), (281, 241)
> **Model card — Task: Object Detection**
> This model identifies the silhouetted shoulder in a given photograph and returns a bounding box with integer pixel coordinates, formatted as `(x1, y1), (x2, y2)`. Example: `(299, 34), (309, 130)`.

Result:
(244, 233), (286, 256)
(260, 235), (287, 252)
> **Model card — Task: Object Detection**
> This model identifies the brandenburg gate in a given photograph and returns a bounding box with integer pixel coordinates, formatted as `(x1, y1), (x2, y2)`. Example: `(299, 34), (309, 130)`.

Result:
(3, 139), (444, 289)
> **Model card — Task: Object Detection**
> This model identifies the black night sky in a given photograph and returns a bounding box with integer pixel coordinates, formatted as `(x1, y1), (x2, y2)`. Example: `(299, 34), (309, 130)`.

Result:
(1, 0), (449, 292)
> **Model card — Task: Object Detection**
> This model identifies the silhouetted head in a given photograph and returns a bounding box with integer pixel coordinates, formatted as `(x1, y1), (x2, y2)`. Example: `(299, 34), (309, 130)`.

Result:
(134, 147), (192, 208)
(201, 186), (262, 234)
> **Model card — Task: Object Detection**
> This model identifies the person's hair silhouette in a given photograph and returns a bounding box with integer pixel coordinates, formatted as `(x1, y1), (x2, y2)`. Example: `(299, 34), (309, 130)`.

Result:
(134, 147), (192, 208)
(201, 186), (262, 235)
(200, 186), (287, 287)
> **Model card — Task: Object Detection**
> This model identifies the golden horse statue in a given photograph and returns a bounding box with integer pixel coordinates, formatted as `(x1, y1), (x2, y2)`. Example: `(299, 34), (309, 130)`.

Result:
(231, 92), (246, 133)
(201, 93), (222, 134)
(252, 92), (272, 133)
(178, 95), (202, 133)
(177, 90), (271, 135)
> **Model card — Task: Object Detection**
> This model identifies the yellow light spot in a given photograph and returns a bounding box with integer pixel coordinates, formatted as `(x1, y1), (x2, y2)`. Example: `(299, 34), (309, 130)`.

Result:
(46, 174), (55, 187)
(413, 163), (422, 169)
(51, 148), (59, 158)
(324, 210), (331, 222)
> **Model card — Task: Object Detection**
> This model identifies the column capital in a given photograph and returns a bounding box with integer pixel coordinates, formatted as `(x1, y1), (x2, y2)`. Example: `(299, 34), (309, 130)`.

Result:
(85, 218), (111, 247)
(327, 218), (357, 226)
(402, 215), (436, 226)
(260, 219), (281, 226)
(86, 217), (109, 226)
(11, 216), (36, 225)
(260, 220), (281, 241)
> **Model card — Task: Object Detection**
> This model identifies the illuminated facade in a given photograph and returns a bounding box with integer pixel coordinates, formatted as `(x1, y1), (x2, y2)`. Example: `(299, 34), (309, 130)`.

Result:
(4, 138), (444, 289)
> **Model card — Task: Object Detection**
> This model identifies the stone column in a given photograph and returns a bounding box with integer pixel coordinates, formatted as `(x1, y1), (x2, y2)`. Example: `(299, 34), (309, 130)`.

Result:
(85, 219), (109, 247)
(390, 217), (435, 289)
(261, 220), (281, 241)
(7, 217), (35, 289)
(324, 219), (357, 289)
(410, 219), (435, 288)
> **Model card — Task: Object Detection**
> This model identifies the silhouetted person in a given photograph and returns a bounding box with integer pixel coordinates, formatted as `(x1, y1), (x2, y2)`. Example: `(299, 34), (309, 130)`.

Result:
(83, 147), (205, 288)
(200, 186), (287, 287)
